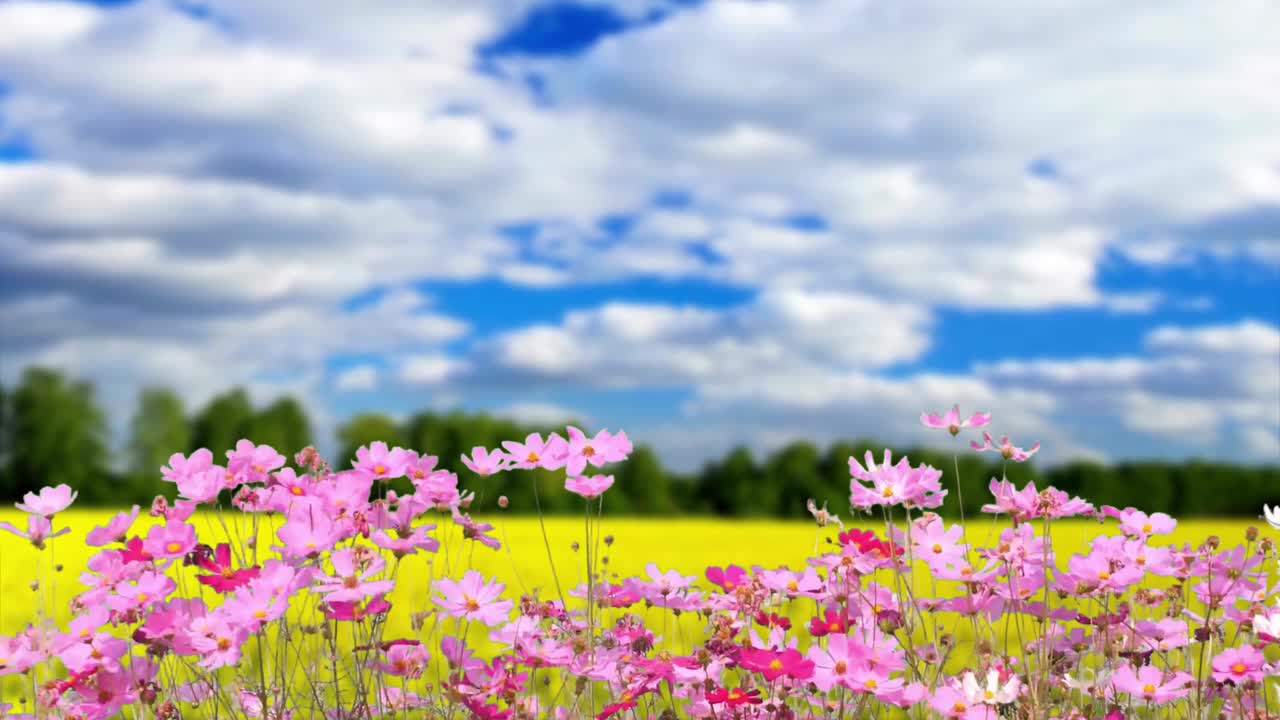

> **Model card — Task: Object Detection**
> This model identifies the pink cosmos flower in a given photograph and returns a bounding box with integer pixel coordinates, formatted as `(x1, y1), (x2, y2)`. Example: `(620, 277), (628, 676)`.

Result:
(0, 633), (42, 675)
(565, 474), (614, 500)
(85, 506), (140, 546)
(849, 450), (947, 510)
(806, 632), (862, 691)
(737, 647), (814, 681)
(921, 405), (991, 436)
(0, 514), (68, 549)
(565, 426), (632, 476)
(161, 448), (214, 483)
(502, 432), (569, 471)
(970, 432), (1040, 462)
(1211, 645), (1266, 684)
(912, 515), (967, 566)
(313, 549), (394, 603)
(217, 583), (288, 631)
(374, 641), (431, 678)
(1110, 663), (1192, 702)
(143, 520), (197, 559)
(226, 439), (286, 480)
(175, 467), (223, 504)
(353, 441), (411, 481)
(276, 508), (341, 557)
(1113, 509), (1177, 538)
(451, 509), (500, 550)
(460, 446), (508, 476)
(929, 684), (978, 718)
(107, 571), (176, 613)
(189, 618), (248, 670)
(58, 631), (129, 674)
(15, 484), (77, 516)
(435, 570), (513, 626)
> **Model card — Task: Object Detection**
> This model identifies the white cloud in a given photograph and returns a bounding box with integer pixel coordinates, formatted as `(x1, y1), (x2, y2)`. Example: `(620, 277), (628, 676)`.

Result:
(335, 365), (378, 392)
(493, 402), (589, 427)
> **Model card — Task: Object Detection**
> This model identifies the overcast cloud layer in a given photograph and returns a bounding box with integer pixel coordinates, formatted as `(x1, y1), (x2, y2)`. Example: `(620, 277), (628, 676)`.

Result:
(1, 0), (1277, 471)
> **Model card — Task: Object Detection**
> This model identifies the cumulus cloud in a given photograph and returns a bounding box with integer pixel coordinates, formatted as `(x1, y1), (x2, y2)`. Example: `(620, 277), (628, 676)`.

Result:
(0, 0), (1275, 469)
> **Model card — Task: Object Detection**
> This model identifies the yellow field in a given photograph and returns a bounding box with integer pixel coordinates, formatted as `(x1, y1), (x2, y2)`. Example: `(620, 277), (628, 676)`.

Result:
(0, 509), (1264, 704)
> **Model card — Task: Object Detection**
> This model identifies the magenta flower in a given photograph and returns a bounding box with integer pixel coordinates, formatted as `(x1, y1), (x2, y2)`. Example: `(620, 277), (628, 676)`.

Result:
(705, 565), (749, 592)
(737, 647), (815, 681)
(502, 432), (569, 471)
(324, 593), (391, 622)
(161, 449), (213, 483)
(921, 405), (991, 436)
(970, 432), (1040, 462)
(565, 474), (614, 500)
(0, 514), (68, 549)
(353, 441), (411, 481)
(1211, 645), (1266, 684)
(143, 520), (197, 559)
(226, 439), (286, 479)
(194, 544), (260, 594)
(86, 506), (141, 546)
(15, 484), (77, 517)
(460, 446), (508, 476)
(565, 426), (632, 476)
(434, 570), (513, 626)
(1110, 663), (1192, 702)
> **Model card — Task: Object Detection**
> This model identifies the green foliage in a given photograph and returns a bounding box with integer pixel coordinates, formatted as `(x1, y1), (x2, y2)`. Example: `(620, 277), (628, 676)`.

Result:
(4, 368), (111, 502)
(3, 368), (1278, 516)
(247, 396), (312, 459)
(190, 388), (254, 460)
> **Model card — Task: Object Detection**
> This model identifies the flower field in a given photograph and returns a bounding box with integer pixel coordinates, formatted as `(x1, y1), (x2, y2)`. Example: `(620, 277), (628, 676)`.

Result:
(2, 412), (1278, 719)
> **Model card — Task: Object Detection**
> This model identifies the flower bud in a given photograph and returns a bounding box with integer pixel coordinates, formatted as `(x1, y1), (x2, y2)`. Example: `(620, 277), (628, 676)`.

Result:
(604, 535), (615, 546)
(1246, 526), (1259, 542)
(498, 495), (509, 508)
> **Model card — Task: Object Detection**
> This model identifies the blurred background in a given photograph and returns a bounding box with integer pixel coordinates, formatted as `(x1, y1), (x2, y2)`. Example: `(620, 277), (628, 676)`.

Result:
(0, 0), (1276, 514)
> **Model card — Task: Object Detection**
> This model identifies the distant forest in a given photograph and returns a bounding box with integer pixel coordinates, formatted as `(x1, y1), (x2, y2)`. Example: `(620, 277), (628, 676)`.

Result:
(1, 367), (1276, 517)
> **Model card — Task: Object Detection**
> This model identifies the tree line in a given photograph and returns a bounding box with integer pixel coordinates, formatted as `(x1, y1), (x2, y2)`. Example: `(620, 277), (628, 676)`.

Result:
(1, 367), (1276, 517)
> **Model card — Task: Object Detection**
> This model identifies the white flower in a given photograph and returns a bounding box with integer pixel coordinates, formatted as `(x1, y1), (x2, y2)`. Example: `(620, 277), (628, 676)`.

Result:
(1254, 602), (1280, 638)
(1262, 504), (1280, 530)
(962, 669), (1021, 705)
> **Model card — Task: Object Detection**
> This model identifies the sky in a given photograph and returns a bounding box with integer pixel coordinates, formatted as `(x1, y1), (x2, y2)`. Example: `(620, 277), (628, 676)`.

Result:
(0, 0), (1277, 472)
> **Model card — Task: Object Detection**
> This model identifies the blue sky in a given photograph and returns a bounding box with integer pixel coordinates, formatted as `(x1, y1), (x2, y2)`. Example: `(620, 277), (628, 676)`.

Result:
(0, 0), (1276, 470)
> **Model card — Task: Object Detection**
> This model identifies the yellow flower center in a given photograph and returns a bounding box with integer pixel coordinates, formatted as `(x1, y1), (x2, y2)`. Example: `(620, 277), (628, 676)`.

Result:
(290, 486), (304, 496)
(984, 690), (994, 700)
(834, 661), (847, 674)
(583, 446), (596, 457)
(464, 596), (480, 612)
(374, 464), (387, 475)
(254, 610), (267, 619)
(135, 593), (148, 602)
(932, 543), (943, 553)
(216, 637), (232, 651)
(166, 542), (183, 554)
(881, 487), (894, 498)
(863, 679), (877, 690)
(768, 659), (783, 671)
(1232, 662), (1247, 674)
(1142, 683), (1156, 694)
(1097, 570), (1110, 580)
(786, 581), (798, 592)
(1142, 523), (1152, 533)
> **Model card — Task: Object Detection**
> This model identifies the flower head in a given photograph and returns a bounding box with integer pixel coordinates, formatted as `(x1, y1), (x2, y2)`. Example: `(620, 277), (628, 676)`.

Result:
(565, 474), (614, 500)
(15, 484), (77, 517)
(921, 405), (991, 436)
(435, 570), (513, 626)
(971, 432), (1040, 462)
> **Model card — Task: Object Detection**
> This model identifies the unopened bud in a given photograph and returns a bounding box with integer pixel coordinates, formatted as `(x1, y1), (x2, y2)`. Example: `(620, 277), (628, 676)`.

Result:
(498, 495), (509, 508)
(1246, 526), (1259, 542)
(1206, 535), (1220, 550)
(570, 542), (580, 552)
(604, 535), (614, 546)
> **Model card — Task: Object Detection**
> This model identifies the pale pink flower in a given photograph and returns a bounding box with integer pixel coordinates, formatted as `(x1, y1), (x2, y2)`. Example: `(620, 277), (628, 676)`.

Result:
(434, 570), (513, 626)
(460, 446), (508, 476)
(970, 432), (1040, 462)
(921, 405), (991, 435)
(226, 439), (286, 479)
(353, 441), (411, 481)
(502, 432), (569, 471)
(565, 474), (614, 500)
(15, 484), (77, 516)
(565, 427), (632, 476)
(312, 549), (394, 603)
(1110, 663), (1192, 702)
(86, 506), (140, 546)
(143, 520), (197, 559)
(0, 514), (68, 549)
(161, 449), (213, 483)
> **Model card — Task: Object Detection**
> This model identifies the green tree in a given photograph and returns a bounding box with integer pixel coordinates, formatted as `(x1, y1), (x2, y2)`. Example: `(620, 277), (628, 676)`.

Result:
(128, 387), (190, 478)
(615, 445), (671, 514)
(336, 413), (405, 470)
(7, 367), (110, 501)
(765, 441), (823, 519)
(695, 446), (757, 516)
(190, 388), (253, 459)
(247, 396), (312, 457)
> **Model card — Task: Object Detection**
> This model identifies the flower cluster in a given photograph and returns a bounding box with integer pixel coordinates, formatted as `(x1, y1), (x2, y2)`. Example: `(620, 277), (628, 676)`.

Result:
(0, 408), (1276, 720)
